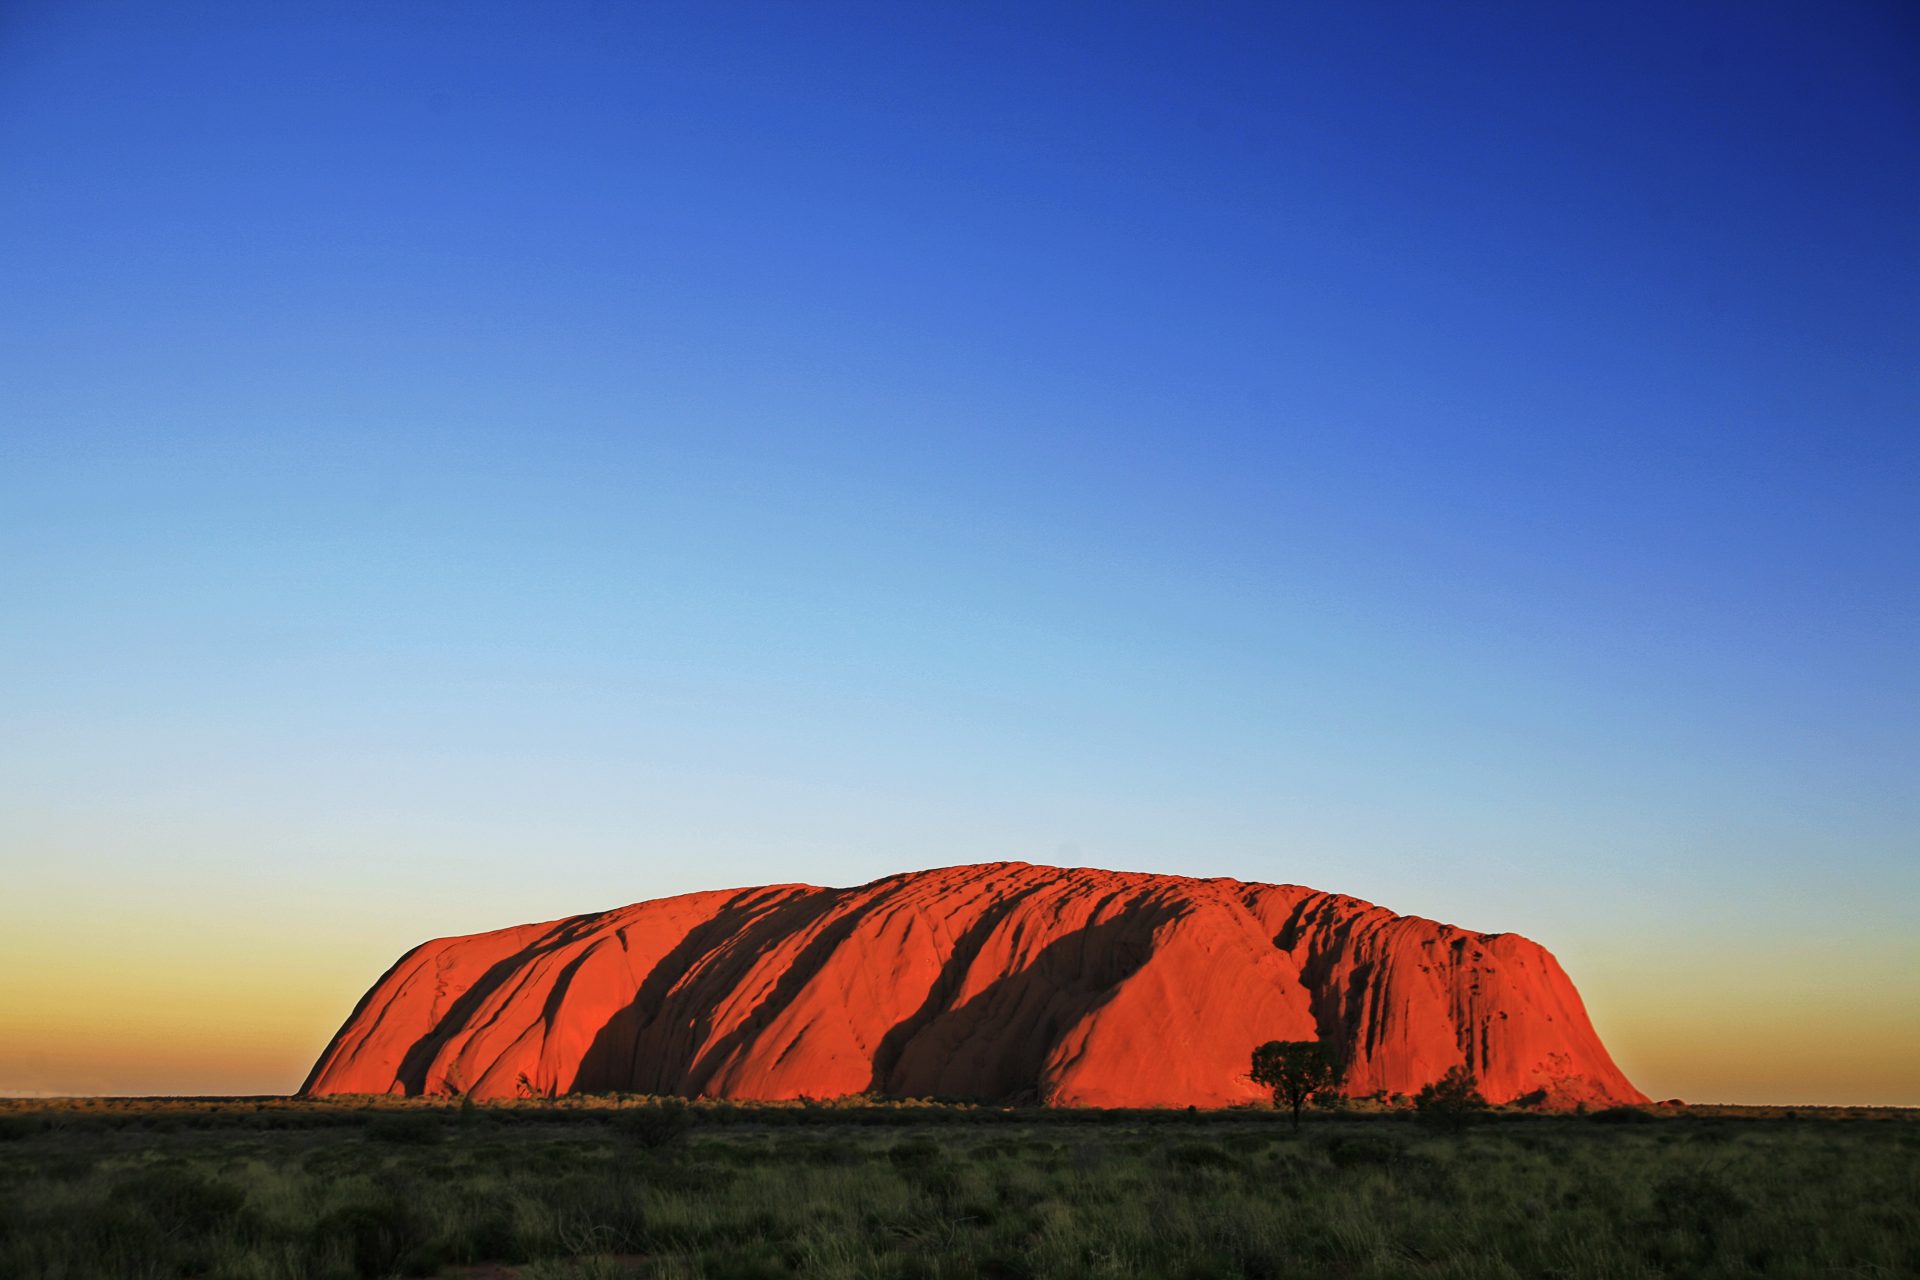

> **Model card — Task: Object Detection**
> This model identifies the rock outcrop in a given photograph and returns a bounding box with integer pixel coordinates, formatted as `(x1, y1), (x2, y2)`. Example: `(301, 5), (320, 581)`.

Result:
(302, 862), (1644, 1108)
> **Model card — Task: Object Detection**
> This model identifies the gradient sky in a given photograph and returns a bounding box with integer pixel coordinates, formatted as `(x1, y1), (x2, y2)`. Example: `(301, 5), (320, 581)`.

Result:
(2, 2), (1916, 1105)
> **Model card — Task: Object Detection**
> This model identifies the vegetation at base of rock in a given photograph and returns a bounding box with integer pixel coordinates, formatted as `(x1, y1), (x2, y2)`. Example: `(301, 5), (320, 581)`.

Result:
(1413, 1064), (1491, 1131)
(1249, 1039), (1345, 1128)
(1, 1097), (1914, 1278)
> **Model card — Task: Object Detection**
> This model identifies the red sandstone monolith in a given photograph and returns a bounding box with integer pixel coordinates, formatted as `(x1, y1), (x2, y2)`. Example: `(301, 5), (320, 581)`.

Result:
(302, 862), (1645, 1108)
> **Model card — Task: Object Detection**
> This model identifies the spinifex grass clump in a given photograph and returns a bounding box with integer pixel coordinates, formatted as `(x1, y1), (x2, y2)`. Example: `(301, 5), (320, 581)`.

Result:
(0, 1097), (1913, 1278)
(364, 1111), (445, 1145)
(618, 1100), (692, 1150)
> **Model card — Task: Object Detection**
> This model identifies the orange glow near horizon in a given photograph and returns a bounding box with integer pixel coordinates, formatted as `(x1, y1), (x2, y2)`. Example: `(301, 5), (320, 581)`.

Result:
(2, 931), (351, 1097)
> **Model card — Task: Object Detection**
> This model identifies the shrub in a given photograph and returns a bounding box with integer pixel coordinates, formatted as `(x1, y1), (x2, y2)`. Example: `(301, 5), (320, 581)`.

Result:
(1591, 1105), (1656, 1124)
(0, 1115), (42, 1142)
(666, 1162), (732, 1194)
(621, 1101), (692, 1149)
(314, 1199), (441, 1278)
(1413, 1066), (1487, 1132)
(979, 1249), (1037, 1280)
(701, 1242), (788, 1280)
(1222, 1130), (1279, 1154)
(786, 1136), (864, 1166)
(886, 1137), (944, 1168)
(1651, 1168), (1750, 1237)
(1314, 1133), (1405, 1169)
(1394, 1152), (1459, 1199)
(110, 1167), (247, 1237)
(444, 1192), (520, 1264)
(366, 1112), (445, 1145)
(1166, 1142), (1239, 1171)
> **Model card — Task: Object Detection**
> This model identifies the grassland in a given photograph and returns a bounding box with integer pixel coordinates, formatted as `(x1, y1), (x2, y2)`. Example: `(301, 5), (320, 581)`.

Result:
(0, 1096), (1913, 1279)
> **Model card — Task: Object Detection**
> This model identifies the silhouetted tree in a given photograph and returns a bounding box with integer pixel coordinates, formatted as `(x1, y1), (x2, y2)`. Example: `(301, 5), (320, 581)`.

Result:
(1413, 1064), (1488, 1131)
(1249, 1040), (1343, 1128)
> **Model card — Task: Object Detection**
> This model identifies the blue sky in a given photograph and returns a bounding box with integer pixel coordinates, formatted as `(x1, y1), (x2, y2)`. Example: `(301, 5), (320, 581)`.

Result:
(1, 1), (1916, 1101)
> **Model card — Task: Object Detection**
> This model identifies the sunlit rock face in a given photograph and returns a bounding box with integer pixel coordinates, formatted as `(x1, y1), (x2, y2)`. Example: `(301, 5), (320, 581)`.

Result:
(302, 862), (1646, 1108)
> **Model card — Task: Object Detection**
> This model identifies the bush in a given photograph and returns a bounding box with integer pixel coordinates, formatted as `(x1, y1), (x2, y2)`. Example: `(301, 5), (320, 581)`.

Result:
(1166, 1142), (1239, 1171)
(1651, 1168), (1750, 1237)
(886, 1137), (944, 1168)
(1222, 1130), (1279, 1154)
(314, 1199), (441, 1278)
(785, 1136), (864, 1166)
(1591, 1105), (1656, 1124)
(444, 1192), (520, 1264)
(702, 1243), (789, 1280)
(621, 1101), (692, 1149)
(0, 1115), (42, 1142)
(1315, 1133), (1406, 1169)
(366, 1112), (445, 1145)
(980, 1249), (1037, 1280)
(110, 1167), (247, 1237)
(1413, 1067), (1487, 1132)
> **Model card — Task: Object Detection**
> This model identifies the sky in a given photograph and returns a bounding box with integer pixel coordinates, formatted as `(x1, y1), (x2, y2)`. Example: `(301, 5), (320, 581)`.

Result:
(1, 1), (1915, 1106)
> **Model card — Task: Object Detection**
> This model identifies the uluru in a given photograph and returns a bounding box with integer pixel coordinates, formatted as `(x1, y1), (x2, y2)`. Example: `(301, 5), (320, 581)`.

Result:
(303, 862), (1645, 1109)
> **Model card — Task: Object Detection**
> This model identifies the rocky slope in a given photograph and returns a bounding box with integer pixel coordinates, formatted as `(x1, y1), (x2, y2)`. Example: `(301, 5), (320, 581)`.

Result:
(302, 862), (1644, 1108)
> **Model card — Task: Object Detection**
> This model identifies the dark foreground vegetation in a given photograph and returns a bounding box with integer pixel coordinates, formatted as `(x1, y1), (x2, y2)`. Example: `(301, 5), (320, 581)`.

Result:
(0, 1096), (1913, 1279)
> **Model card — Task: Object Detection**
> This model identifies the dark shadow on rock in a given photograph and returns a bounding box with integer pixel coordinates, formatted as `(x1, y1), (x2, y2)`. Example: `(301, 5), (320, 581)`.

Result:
(882, 892), (1188, 1102)
(1271, 893), (1370, 1064)
(572, 885), (842, 1094)
(389, 920), (619, 1094)
(676, 890), (885, 1095)
(864, 880), (1053, 1094)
